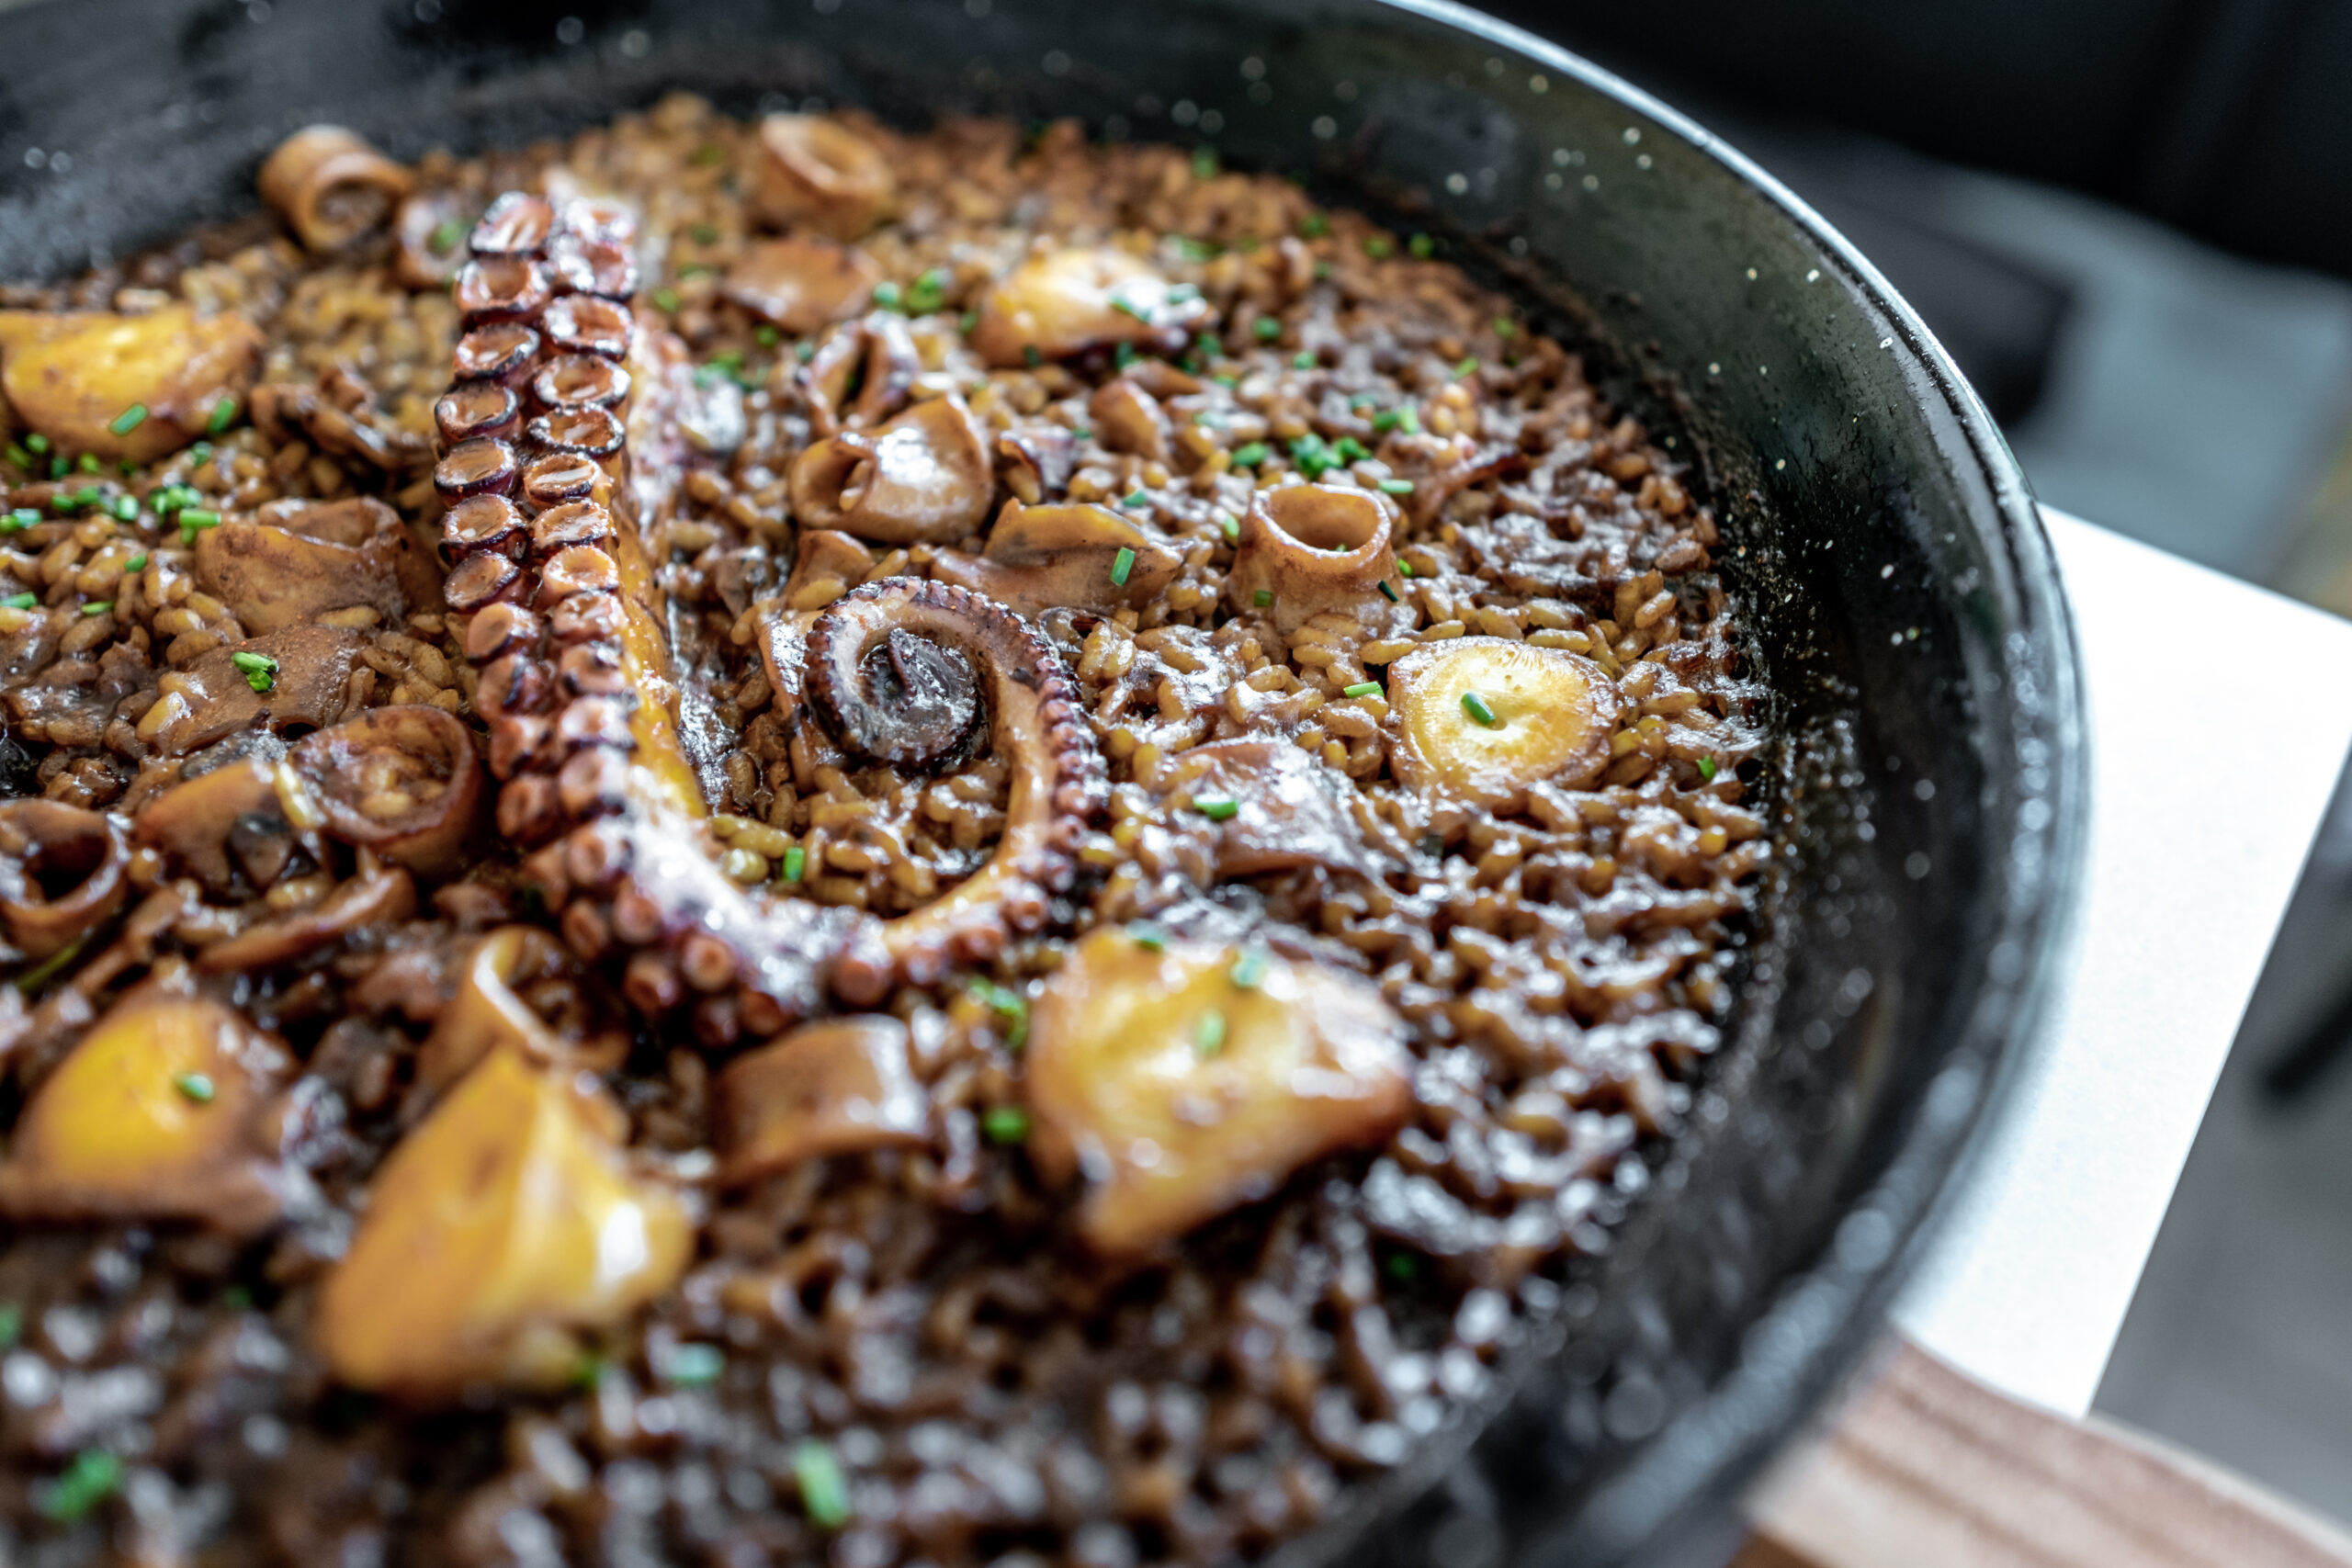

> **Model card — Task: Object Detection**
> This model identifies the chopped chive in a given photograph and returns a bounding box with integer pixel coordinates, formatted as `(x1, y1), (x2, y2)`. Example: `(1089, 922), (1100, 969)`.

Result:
(14, 934), (85, 994)
(119, 458), (136, 476)
(1699, 756), (1719, 781)
(651, 286), (681, 312)
(1230, 441), (1268, 468)
(1384, 1248), (1423, 1283)
(1253, 588), (1272, 607)
(1363, 235), (1394, 259)
(429, 217), (466, 254)
(569, 1352), (607, 1391)
(1453, 355), (1479, 378)
(663, 1343), (725, 1387)
(906, 268), (948, 314)
(111, 497), (138, 522)
(968, 979), (1028, 1050)
(1218, 513), (1239, 541)
(1191, 146), (1220, 179)
(0, 594), (33, 611)
(1128, 921), (1169, 953)
(1372, 409), (1403, 434)
(3, 509), (35, 532)
(1342, 681), (1381, 698)
(50, 494), (74, 514)
(692, 142), (725, 166)
(79, 601), (112, 616)
(4, 444), (28, 470)
(48, 456), (66, 478)
(1494, 317), (1517, 337)
(959, 308), (980, 334)
(1120, 491), (1149, 509)
(40, 1450), (122, 1524)
(1195, 1008), (1227, 1056)
(981, 1105), (1031, 1145)
(1108, 295), (1146, 321)
(1023, 344), (1043, 369)
(689, 223), (719, 245)
(1461, 691), (1499, 727)
(207, 396), (238, 434)
(231, 649), (278, 693)
(1297, 211), (1330, 239)
(1114, 340), (1137, 368)
(780, 845), (807, 884)
(220, 1285), (252, 1311)
(793, 1439), (854, 1529)
(177, 508), (221, 545)
(22, 434), (48, 454)
(1408, 232), (1435, 259)
(708, 348), (745, 372)
(1252, 316), (1281, 342)
(77, 453), (99, 474)
(1397, 561), (1415, 579)
(755, 324), (781, 347)
(1290, 434), (1334, 479)
(1376, 579), (1400, 602)
(1110, 546), (1136, 587)
(871, 279), (902, 310)
(1378, 478), (1415, 496)
(123, 554), (147, 573)
(1229, 949), (1270, 988)
(1191, 795), (1240, 821)
(107, 403), (147, 437)
(1292, 350), (1316, 370)
(173, 1071), (215, 1103)
(1070, 428), (1093, 441)
(0, 1303), (20, 1348)
(1172, 234), (1220, 263)
(1332, 435), (1369, 463)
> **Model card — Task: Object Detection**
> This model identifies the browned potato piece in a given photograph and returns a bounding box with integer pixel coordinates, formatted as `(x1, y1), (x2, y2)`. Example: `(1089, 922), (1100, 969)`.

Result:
(1026, 929), (1412, 1255)
(969, 248), (1212, 368)
(193, 500), (414, 636)
(751, 114), (895, 240)
(713, 1016), (929, 1186)
(1385, 637), (1622, 810)
(0, 976), (291, 1235)
(314, 1048), (692, 1397)
(725, 236), (880, 333)
(0, 304), (262, 462)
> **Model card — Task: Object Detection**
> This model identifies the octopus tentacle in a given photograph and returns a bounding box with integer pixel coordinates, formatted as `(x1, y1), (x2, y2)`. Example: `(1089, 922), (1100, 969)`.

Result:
(437, 191), (1104, 1038)
(804, 578), (1107, 1004)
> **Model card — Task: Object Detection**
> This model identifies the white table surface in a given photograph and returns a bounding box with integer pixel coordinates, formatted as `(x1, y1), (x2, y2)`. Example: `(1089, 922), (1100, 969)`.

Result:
(1894, 508), (2352, 1419)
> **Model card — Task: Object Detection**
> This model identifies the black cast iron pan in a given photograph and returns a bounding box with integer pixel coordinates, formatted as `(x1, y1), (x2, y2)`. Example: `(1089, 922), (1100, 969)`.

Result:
(0, 0), (2086, 1562)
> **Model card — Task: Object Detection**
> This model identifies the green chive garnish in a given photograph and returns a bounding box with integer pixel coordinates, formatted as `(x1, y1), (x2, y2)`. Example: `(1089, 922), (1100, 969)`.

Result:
(1292, 351), (1316, 369)
(1192, 795), (1240, 821)
(1252, 316), (1281, 342)
(1191, 146), (1219, 179)
(1332, 436), (1369, 463)
(1253, 588), (1272, 607)
(1298, 212), (1330, 239)
(959, 309), (980, 334)
(906, 268), (948, 314)
(651, 286), (681, 312)
(1397, 559), (1415, 577)
(1342, 681), (1380, 698)
(231, 649), (277, 693)
(112, 498), (137, 522)
(1376, 579), (1400, 602)
(664, 1344), (725, 1386)
(1363, 235), (1394, 259)
(429, 217), (466, 254)
(871, 279), (902, 310)
(1023, 344), (1043, 368)
(1461, 691), (1499, 727)
(123, 554), (147, 573)
(1195, 1009), (1227, 1055)
(0, 595), (34, 611)
(3, 509), (35, 532)
(1229, 949), (1269, 988)
(981, 1105), (1031, 1145)
(1110, 547), (1136, 587)
(968, 979), (1028, 1051)
(207, 396), (237, 434)
(107, 403), (147, 436)
(0, 1304), (21, 1348)
(1218, 513), (1239, 541)
(1230, 442), (1268, 468)
(780, 845), (807, 884)
(4, 444), (28, 470)
(755, 324), (781, 347)
(1114, 340), (1137, 368)
(793, 1440), (853, 1529)
(80, 601), (112, 616)
(1494, 317), (1517, 337)
(174, 1071), (215, 1103)
(1454, 356), (1479, 378)
(1699, 757), (1719, 781)
(796, 340), (818, 364)
(78, 453), (99, 474)
(178, 508), (221, 545)
(1378, 479), (1414, 495)
(1120, 491), (1148, 508)
(40, 1450), (122, 1524)
(14, 934), (85, 994)
(1408, 232), (1435, 259)
(1128, 920), (1169, 953)
(22, 434), (48, 454)
(692, 141), (725, 166)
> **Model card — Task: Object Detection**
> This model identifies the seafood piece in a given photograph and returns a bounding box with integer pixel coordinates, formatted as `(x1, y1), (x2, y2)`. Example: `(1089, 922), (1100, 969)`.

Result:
(1223, 482), (1406, 635)
(1385, 637), (1622, 809)
(0, 304), (262, 462)
(713, 1016), (930, 1185)
(258, 126), (413, 252)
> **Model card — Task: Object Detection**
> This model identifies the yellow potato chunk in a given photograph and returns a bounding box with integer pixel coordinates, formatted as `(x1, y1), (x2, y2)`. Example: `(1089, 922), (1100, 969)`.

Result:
(1385, 636), (1622, 809)
(1026, 929), (1411, 1256)
(0, 304), (263, 462)
(0, 978), (289, 1235)
(315, 1050), (692, 1398)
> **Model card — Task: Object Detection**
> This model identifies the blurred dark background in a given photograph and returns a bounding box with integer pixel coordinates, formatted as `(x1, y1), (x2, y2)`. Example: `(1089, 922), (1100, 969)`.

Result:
(1475, 0), (2352, 1529)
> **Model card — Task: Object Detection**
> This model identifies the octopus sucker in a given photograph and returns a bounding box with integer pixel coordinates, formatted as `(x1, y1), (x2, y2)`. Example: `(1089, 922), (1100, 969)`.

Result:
(438, 193), (1104, 1033)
